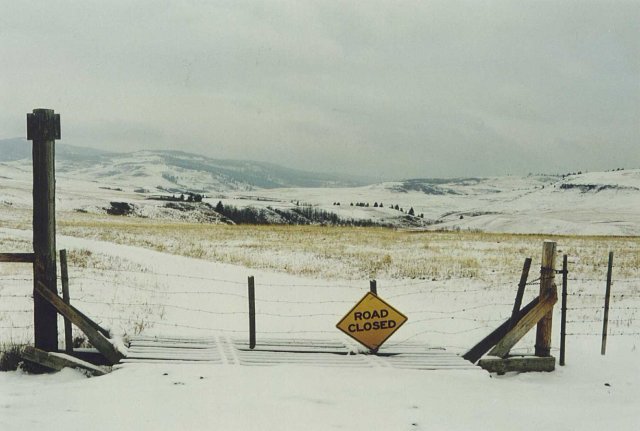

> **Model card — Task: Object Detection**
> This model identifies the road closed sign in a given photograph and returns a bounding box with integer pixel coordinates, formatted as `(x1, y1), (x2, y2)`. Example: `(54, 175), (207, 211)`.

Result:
(336, 292), (408, 351)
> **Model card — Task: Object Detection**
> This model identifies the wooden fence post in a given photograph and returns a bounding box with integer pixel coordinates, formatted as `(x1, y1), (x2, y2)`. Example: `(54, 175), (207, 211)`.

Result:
(34, 281), (123, 364)
(370, 280), (377, 295)
(60, 250), (73, 353)
(27, 108), (61, 352)
(0, 253), (35, 263)
(535, 240), (556, 357)
(509, 258), (532, 329)
(560, 254), (568, 366)
(488, 291), (557, 358)
(463, 296), (541, 363)
(601, 252), (614, 355)
(248, 276), (256, 349)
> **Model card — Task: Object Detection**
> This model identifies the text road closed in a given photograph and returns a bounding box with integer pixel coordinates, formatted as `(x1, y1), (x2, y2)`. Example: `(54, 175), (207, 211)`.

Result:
(336, 292), (407, 350)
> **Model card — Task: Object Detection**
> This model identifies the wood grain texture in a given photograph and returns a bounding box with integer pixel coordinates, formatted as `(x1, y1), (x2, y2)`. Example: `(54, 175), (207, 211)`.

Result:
(535, 241), (556, 356)
(34, 281), (123, 364)
(489, 291), (558, 358)
(22, 346), (106, 376)
(462, 296), (540, 363)
(478, 356), (556, 374)
(0, 253), (34, 263)
(30, 110), (59, 352)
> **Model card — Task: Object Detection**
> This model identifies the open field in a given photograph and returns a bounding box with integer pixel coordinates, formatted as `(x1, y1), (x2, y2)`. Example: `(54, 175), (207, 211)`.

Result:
(51, 214), (640, 281)
(3, 209), (639, 281)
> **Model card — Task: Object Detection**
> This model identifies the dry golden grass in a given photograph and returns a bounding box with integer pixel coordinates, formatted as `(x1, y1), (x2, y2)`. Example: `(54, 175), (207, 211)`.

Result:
(1, 208), (637, 280)
(34, 211), (639, 282)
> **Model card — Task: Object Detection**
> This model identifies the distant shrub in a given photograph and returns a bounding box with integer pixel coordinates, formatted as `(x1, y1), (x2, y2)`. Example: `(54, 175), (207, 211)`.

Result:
(106, 202), (134, 216)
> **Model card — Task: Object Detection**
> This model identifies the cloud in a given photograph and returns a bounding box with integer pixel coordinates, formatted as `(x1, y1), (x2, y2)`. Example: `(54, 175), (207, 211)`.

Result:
(1, 1), (638, 179)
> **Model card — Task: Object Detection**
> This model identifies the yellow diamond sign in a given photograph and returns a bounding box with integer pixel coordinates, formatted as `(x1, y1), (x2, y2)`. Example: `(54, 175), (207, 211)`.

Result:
(336, 292), (408, 351)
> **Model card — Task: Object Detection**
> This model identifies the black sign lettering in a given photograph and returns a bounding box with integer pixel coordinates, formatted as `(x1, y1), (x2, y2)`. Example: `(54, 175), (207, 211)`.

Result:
(347, 320), (398, 333)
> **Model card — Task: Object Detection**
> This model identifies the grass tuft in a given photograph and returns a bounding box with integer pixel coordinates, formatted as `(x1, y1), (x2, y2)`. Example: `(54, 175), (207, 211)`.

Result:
(0, 344), (25, 372)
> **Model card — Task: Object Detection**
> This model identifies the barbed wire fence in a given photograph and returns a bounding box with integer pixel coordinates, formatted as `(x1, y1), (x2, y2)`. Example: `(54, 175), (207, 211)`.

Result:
(1, 251), (638, 356)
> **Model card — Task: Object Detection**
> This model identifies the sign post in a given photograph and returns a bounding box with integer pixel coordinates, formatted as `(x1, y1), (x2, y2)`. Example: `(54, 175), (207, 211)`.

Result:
(336, 292), (407, 352)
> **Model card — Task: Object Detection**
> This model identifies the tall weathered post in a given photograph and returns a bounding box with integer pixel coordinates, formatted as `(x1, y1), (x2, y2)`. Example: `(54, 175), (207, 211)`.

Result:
(535, 240), (556, 357)
(27, 108), (61, 351)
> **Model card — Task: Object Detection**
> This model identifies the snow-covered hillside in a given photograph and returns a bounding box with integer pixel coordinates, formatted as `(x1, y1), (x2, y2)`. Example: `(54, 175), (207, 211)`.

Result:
(226, 170), (640, 235)
(0, 138), (366, 191)
(1, 139), (639, 235)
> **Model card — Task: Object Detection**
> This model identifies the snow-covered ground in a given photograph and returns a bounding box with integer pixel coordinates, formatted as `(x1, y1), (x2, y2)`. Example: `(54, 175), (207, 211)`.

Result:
(0, 227), (638, 430)
(1, 347), (637, 431)
(1, 162), (639, 430)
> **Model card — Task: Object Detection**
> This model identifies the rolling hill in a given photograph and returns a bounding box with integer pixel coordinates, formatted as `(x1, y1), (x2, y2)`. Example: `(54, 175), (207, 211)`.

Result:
(0, 138), (367, 192)
(1, 138), (639, 235)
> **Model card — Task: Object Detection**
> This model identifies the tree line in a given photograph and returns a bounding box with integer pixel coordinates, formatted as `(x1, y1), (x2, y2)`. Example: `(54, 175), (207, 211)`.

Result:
(215, 201), (392, 227)
(334, 201), (423, 218)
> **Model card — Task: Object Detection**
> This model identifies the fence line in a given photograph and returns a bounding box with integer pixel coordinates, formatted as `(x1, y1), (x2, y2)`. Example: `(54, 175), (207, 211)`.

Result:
(0, 276), (32, 281)
(566, 332), (640, 336)
(90, 315), (246, 333)
(2, 252), (638, 355)
(567, 318), (637, 324)
(71, 298), (517, 321)
(64, 266), (548, 290)
(0, 324), (31, 329)
(567, 292), (640, 298)
(404, 315), (508, 326)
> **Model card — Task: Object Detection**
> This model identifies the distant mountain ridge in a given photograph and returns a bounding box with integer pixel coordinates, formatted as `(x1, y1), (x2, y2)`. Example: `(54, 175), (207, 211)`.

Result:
(0, 138), (367, 191)
(0, 137), (116, 162)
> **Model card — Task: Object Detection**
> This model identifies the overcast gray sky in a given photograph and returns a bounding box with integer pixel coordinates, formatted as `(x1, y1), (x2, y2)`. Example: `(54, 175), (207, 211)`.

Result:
(1, 1), (638, 180)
